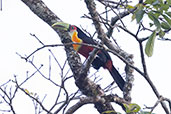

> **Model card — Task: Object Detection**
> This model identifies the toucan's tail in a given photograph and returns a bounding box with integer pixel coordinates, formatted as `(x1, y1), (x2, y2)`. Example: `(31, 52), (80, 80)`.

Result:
(108, 65), (125, 91)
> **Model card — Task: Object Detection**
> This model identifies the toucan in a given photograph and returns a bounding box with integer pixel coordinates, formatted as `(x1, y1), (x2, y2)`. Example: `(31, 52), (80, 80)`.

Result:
(52, 22), (125, 91)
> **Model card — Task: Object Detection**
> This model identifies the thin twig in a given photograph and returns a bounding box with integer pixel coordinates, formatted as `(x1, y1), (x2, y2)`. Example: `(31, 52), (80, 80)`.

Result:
(15, 82), (52, 114)
(139, 37), (170, 114)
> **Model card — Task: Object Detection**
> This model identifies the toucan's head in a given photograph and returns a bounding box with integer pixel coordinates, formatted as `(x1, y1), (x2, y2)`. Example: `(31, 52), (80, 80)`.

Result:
(52, 22), (77, 37)
(52, 22), (83, 51)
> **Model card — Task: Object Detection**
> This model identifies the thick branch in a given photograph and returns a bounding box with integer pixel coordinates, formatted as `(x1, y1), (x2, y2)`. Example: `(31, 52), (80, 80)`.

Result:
(84, 0), (134, 102)
(65, 97), (94, 114)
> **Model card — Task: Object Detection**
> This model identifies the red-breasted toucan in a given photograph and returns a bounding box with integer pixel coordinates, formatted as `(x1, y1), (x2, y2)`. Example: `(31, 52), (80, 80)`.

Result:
(52, 22), (125, 91)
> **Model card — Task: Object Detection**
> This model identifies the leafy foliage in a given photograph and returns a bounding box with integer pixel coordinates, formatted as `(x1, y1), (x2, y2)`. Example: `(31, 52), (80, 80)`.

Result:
(135, 4), (145, 23)
(132, 0), (171, 56)
(145, 31), (156, 57)
(133, 0), (171, 30)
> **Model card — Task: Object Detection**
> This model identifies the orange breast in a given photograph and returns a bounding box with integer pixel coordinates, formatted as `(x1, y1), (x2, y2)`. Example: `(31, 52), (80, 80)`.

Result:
(71, 31), (94, 58)
(71, 31), (83, 51)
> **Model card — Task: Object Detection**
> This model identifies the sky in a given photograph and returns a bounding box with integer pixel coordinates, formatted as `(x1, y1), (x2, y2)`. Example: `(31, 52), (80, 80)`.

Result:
(0, 0), (171, 114)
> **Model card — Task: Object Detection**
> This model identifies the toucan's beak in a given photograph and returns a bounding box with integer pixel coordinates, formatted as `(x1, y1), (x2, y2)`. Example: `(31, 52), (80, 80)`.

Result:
(52, 22), (70, 31)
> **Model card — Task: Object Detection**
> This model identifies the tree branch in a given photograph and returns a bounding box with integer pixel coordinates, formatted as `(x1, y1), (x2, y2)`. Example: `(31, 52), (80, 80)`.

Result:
(137, 39), (170, 114)
(65, 97), (95, 114)
(118, 20), (170, 114)
(84, 0), (134, 103)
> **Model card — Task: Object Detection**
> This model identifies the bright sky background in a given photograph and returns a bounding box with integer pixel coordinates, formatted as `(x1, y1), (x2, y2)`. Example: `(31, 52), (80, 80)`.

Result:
(0, 0), (171, 114)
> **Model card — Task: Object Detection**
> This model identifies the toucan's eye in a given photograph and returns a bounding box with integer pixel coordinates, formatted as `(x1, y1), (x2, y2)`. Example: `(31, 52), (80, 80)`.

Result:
(70, 25), (76, 31)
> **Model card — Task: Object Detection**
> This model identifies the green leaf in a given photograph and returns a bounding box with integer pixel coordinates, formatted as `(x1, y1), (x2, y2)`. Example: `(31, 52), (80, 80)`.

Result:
(131, 13), (136, 21)
(145, 0), (153, 4)
(126, 5), (135, 9)
(160, 4), (169, 11)
(24, 89), (34, 96)
(166, 11), (171, 18)
(145, 31), (157, 57)
(148, 12), (154, 20)
(135, 8), (145, 23)
(161, 22), (171, 29)
(153, 17), (161, 29)
(154, 11), (161, 18)
(123, 103), (141, 113)
(162, 14), (171, 26)
(148, 12), (161, 29)
(149, 23), (154, 27)
(166, 0), (171, 5)
(159, 29), (165, 38)
(24, 89), (30, 94)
